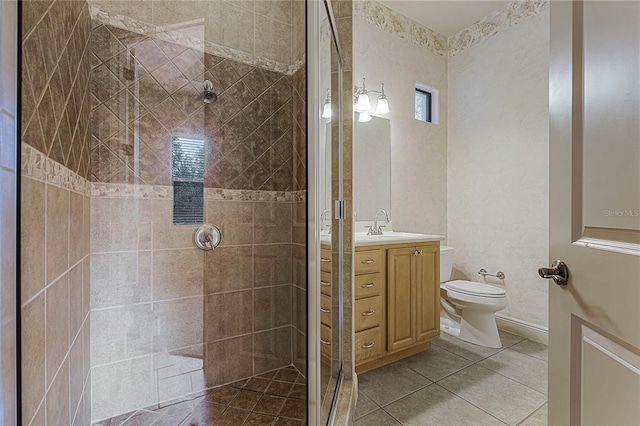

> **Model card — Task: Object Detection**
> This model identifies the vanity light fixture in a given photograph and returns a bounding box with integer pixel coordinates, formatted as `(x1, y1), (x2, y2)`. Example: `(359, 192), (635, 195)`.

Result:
(322, 88), (332, 119)
(354, 77), (390, 116)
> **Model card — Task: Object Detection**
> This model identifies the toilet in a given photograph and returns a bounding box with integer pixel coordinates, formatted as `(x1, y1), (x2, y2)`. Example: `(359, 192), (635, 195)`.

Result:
(439, 246), (507, 348)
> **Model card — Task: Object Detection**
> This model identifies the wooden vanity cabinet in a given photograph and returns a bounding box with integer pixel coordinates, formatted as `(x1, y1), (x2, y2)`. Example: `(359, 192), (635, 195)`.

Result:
(355, 241), (440, 374)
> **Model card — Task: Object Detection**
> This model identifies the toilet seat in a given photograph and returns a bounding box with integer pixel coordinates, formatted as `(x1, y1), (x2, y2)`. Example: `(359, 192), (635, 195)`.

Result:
(445, 280), (505, 298)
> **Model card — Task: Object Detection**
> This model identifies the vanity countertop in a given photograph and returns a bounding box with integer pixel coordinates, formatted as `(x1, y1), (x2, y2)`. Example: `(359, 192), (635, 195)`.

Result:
(320, 231), (445, 246)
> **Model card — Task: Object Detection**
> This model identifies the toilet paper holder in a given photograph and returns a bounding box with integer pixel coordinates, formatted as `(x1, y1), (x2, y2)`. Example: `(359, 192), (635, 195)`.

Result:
(478, 268), (506, 280)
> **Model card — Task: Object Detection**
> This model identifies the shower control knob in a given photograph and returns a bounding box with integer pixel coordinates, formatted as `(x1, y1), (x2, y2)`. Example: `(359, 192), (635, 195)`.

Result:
(538, 260), (569, 286)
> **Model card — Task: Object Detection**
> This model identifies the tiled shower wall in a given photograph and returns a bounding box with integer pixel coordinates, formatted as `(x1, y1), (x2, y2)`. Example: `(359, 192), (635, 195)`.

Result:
(88, 21), (307, 422)
(20, 0), (93, 425)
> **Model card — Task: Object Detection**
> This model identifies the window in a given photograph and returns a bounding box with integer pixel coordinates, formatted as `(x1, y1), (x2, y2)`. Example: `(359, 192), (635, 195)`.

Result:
(172, 137), (205, 225)
(414, 84), (439, 124)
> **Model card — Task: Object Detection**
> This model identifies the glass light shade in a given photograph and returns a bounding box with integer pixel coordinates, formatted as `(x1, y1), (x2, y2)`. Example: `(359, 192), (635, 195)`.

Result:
(376, 97), (390, 114)
(358, 112), (372, 123)
(322, 101), (332, 119)
(355, 93), (371, 111)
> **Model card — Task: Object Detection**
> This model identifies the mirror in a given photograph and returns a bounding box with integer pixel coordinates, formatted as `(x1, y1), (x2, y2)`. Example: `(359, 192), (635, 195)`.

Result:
(354, 116), (391, 221)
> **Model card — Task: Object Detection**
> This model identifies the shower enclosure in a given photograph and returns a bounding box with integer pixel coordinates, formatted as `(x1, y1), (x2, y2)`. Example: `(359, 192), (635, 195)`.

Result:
(19, 0), (311, 424)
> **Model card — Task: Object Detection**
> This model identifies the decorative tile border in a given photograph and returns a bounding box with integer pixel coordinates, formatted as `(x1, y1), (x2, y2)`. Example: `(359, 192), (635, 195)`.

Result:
(355, 0), (548, 57)
(91, 182), (302, 202)
(449, 0), (549, 56)
(90, 6), (302, 76)
(21, 144), (91, 196)
(354, 0), (448, 57)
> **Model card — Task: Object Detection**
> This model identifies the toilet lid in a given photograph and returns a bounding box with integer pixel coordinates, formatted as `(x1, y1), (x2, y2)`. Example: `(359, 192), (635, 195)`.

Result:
(445, 280), (506, 298)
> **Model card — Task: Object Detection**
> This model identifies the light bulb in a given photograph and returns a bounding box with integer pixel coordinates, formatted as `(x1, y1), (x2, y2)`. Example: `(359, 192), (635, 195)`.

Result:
(322, 100), (332, 118)
(355, 93), (371, 112)
(358, 112), (372, 123)
(376, 97), (390, 114)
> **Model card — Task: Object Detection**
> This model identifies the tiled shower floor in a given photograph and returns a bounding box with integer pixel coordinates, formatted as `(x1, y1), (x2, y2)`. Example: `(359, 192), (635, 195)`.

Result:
(96, 366), (307, 426)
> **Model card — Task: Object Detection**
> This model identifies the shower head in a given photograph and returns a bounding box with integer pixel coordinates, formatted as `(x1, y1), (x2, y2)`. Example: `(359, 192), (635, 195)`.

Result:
(203, 80), (217, 104)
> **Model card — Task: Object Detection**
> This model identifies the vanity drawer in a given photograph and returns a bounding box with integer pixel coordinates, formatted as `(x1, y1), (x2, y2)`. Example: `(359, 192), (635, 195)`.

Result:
(321, 294), (332, 326)
(320, 249), (332, 272)
(355, 250), (382, 275)
(355, 273), (383, 299)
(320, 271), (332, 296)
(321, 324), (332, 361)
(354, 295), (383, 332)
(355, 327), (382, 364)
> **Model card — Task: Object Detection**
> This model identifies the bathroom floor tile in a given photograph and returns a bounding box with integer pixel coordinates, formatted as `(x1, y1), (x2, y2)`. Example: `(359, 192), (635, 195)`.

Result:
(354, 391), (379, 420)
(511, 339), (548, 362)
(518, 403), (547, 426)
(439, 364), (547, 425)
(353, 409), (401, 426)
(479, 348), (548, 394)
(384, 384), (504, 426)
(400, 345), (473, 381)
(431, 332), (503, 362)
(358, 362), (432, 406)
(498, 330), (526, 348)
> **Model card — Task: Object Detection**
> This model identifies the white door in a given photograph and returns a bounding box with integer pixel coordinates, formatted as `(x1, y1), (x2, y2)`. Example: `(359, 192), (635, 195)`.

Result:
(548, 1), (640, 425)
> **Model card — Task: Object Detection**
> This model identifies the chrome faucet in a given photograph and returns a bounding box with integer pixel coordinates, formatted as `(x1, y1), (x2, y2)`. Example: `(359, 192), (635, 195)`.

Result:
(368, 209), (390, 235)
(321, 209), (332, 234)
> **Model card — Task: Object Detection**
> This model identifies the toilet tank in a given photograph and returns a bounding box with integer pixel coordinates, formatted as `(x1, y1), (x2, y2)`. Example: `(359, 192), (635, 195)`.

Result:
(439, 245), (454, 283)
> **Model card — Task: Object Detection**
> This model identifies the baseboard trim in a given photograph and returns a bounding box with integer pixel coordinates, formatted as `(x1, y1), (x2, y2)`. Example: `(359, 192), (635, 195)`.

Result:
(495, 314), (548, 345)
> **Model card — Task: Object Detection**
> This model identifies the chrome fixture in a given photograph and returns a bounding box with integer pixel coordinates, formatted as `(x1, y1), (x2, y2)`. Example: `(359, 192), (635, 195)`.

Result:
(322, 88), (332, 119)
(193, 224), (222, 250)
(203, 80), (218, 104)
(538, 260), (569, 286)
(367, 209), (390, 235)
(321, 209), (332, 234)
(478, 269), (506, 280)
(354, 78), (391, 120)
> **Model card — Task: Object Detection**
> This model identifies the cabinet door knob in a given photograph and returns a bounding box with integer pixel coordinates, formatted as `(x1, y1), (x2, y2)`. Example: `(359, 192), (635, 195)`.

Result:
(320, 308), (331, 313)
(320, 281), (331, 286)
(361, 310), (375, 316)
(361, 283), (374, 288)
(361, 342), (375, 349)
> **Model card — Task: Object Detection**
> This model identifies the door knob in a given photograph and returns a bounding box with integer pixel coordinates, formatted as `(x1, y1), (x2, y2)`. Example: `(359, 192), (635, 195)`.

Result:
(538, 260), (569, 286)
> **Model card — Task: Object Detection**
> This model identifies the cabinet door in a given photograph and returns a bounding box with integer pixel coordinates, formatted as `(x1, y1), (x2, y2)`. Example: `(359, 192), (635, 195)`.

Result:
(416, 244), (440, 341)
(387, 247), (417, 351)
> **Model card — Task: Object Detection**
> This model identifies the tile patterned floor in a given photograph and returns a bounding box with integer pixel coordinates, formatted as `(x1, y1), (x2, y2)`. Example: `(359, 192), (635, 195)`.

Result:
(355, 331), (548, 426)
(97, 366), (307, 426)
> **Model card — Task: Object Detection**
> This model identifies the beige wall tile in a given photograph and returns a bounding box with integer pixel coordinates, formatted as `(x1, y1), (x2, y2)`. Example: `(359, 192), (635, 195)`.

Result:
(220, 1), (255, 54)
(253, 326), (291, 374)
(21, 293), (45, 424)
(69, 332), (84, 421)
(205, 335), (253, 387)
(254, 202), (291, 243)
(255, 0), (292, 24)
(204, 246), (253, 293)
(255, 16), (292, 64)
(292, 328), (306, 375)
(82, 256), (90, 319)
(152, 249), (204, 300)
(46, 358), (70, 426)
(254, 244), (291, 287)
(20, 177), (45, 304)
(204, 290), (252, 341)
(69, 191), (85, 265)
(69, 262), (83, 342)
(92, 0), (153, 22)
(292, 285), (305, 332)
(292, 243), (305, 289)
(46, 184), (69, 284)
(46, 273), (69, 388)
(292, 201), (305, 245)
(91, 197), (141, 253)
(253, 285), (291, 331)
(205, 201), (253, 246)
(155, 297), (204, 352)
(91, 251), (151, 309)
(83, 195), (91, 257)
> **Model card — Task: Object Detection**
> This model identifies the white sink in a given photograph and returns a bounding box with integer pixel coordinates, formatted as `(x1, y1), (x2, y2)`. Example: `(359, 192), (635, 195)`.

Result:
(355, 231), (444, 246)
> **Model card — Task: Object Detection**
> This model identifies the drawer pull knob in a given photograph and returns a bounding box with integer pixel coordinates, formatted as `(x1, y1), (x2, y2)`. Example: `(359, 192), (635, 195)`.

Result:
(320, 308), (331, 313)
(320, 339), (331, 345)
(361, 283), (374, 288)
(361, 310), (375, 316)
(321, 258), (331, 263)
(321, 281), (331, 286)
(361, 342), (375, 349)
(361, 259), (375, 264)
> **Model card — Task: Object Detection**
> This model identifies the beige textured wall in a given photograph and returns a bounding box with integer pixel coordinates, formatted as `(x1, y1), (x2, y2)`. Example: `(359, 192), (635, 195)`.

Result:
(20, 0), (93, 424)
(447, 9), (550, 327)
